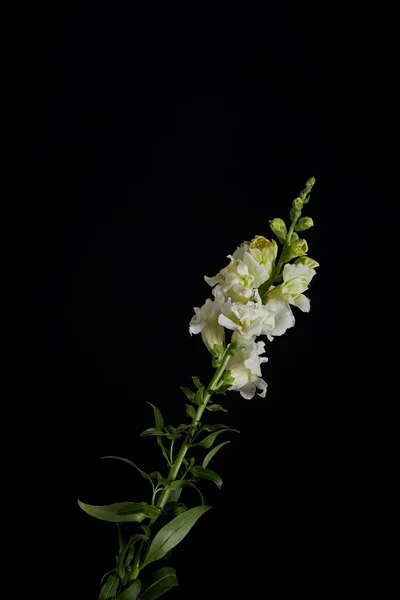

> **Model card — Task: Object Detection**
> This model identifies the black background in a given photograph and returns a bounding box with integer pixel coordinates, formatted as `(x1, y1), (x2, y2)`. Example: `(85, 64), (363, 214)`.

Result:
(22, 1), (398, 598)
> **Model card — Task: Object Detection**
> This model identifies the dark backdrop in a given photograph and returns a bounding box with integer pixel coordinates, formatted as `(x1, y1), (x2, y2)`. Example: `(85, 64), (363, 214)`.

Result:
(21, 1), (398, 598)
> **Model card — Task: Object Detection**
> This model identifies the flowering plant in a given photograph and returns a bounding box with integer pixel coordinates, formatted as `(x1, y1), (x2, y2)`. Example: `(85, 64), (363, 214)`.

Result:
(79, 178), (319, 600)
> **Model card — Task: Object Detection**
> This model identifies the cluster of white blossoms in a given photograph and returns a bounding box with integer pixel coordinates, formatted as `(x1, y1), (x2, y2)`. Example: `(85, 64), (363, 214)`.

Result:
(189, 179), (318, 399)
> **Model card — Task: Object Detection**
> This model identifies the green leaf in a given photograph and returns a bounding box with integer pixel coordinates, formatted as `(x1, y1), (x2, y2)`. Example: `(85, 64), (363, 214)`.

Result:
(140, 524), (151, 537)
(176, 423), (192, 432)
(117, 541), (129, 578)
(100, 570), (116, 587)
(193, 390), (204, 405)
(140, 428), (166, 437)
(147, 402), (164, 429)
(78, 501), (161, 523)
(167, 488), (182, 504)
(117, 504), (162, 519)
(190, 466), (223, 490)
(121, 533), (151, 572)
(148, 472), (169, 486)
(102, 457), (154, 487)
(141, 506), (211, 568)
(180, 386), (195, 401)
(158, 440), (171, 467)
(192, 376), (204, 390)
(144, 405), (171, 466)
(117, 579), (142, 600)
(99, 574), (119, 600)
(166, 478), (203, 505)
(205, 403), (228, 412)
(139, 568), (179, 600)
(197, 423), (229, 432)
(194, 429), (233, 449)
(202, 441), (231, 468)
(117, 524), (126, 553)
(124, 543), (136, 568)
(164, 501), (187, 517)
(185, 404), (196, 419)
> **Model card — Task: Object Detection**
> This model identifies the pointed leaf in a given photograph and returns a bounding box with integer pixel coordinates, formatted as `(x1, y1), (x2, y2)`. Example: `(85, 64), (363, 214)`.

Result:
(194, 429), (233, 449)
(141, 506), (211, 568)
(157, 439), (171, 466)
(140, 428), (166, 437)
(192, 376), (204, 390)
(166, 487), (182, 504)
(197, 423), (230, 433)
(146, 402), (164, 429)
(139, 568), (178, 600)
(78, 501), (161, 523)
(185, 404), (196, 419)
(117, 504), (162, 519)
(193, 390), (204, 405)
(206, 403), (228, 412)
(190, 466), (223, 490)
(180, 386), (195, 401)
(202, 441), (231, 468)
(165, 478), (203, 504)
(117, 580), (142, 600)
(99, 574), (119, 600)
(102, 457), (154, 487)
(140, 524), (151, 537)
(100, 570), (116, 587)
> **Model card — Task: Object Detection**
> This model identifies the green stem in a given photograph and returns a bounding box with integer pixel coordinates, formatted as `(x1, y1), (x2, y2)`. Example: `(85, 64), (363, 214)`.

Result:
(128, 347), (233, 582)
(152, 347), (232, 516)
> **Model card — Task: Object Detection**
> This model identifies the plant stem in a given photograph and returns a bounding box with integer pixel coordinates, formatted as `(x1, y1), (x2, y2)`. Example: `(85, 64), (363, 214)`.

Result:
(152, 347), (232, 516)
(128, 347), (233, 582)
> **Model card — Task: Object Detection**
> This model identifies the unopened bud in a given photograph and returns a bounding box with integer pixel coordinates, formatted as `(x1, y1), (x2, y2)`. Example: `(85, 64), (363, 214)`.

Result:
(292, 197), (303, 211)
(288, 238), (308, 259)
(305, 177), (316, 188)
(269, 218), (287, 244)
(295, 216), (314, 231)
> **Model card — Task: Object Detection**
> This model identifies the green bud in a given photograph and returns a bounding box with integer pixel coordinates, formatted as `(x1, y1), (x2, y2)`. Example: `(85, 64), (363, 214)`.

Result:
(292, 197), (303, 211)
(289, 231), (299, 242)
(294, 256), (319, 269)
(295, 216), (314, 231)
(305, 177), (316, 188)
(287, 238), (308, 259)
(269, 218), (287, 244)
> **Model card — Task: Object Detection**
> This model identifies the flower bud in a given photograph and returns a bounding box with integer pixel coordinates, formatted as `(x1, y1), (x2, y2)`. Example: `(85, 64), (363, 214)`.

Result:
(287, 238), (308, 259)
(269, 218), (287, 244)
(294, 256), (319, 269)
(292, 197), (303, 211)
(295, 216), (314, 231)
(305, 177), (316, 188)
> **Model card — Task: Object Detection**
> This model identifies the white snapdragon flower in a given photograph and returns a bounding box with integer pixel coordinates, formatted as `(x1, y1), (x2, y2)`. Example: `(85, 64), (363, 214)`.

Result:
(227, 338), (268, 399)
(276, 263), (316, 312)
(189, 293), (226, 351)
(218, 290), (295, 341)
(205, 236), (277, 303)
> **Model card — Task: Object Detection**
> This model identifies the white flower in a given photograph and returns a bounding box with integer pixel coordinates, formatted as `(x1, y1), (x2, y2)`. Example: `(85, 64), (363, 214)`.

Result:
(205, 236), (277, 303)
(189, 294), (226, 351)
(218, 290), (295, 341)
(279, 263), (316, 312)
(227, 338), (268, 399)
